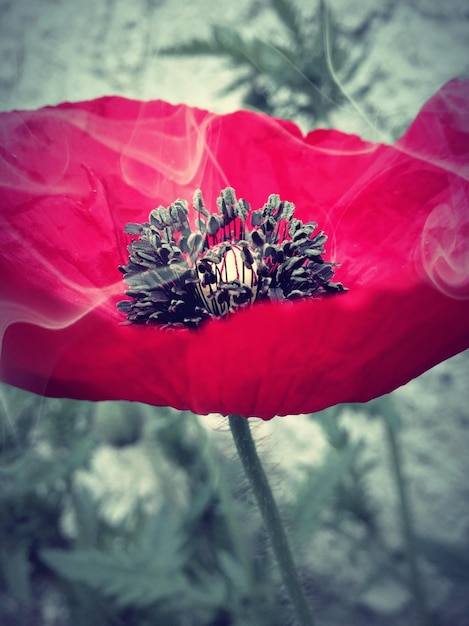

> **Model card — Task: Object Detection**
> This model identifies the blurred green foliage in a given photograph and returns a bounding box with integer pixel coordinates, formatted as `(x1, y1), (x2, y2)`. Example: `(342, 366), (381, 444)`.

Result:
(0, 387), (286, 625)
(2, 382), (468, 625)
(159, 0), (355, 126)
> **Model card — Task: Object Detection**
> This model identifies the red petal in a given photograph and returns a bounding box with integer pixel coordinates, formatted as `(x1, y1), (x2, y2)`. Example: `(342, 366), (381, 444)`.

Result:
(1, 80), (468, 420)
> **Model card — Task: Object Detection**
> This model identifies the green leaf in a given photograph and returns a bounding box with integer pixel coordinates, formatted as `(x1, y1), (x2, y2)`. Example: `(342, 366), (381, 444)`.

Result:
(156, 1), (346, 125)
(159, 24), (293, 78)
(212, 25), (255, 65)
(40, 507), (189, 610)
(291, 440), (362, 538)
(271, 0), (303, 43)
(158, 36), (220, 57)
(158, 25), (249, 62)
(41, 545), (186, 609)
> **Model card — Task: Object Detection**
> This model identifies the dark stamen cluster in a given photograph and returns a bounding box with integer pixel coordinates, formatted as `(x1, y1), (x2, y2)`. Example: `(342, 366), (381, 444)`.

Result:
(117, 188), (347, 328)
(247, 194), (346, 301)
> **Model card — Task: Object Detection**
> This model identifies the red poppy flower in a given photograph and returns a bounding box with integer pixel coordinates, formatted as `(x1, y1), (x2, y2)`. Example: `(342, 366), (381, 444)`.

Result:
(1, 79), (468, 420)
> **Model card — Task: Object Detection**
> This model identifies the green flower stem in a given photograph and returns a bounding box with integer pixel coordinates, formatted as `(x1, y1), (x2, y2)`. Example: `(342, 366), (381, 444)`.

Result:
(228, 414), (315, 626)
(384, 418), (434, 626)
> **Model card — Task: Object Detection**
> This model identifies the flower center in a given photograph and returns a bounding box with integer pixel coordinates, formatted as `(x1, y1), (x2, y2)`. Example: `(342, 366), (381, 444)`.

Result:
(195, 243), (258, 317)
(117, 188), (347, 328)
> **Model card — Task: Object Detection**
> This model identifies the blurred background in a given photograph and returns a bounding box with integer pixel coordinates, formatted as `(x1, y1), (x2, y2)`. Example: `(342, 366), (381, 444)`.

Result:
(1, 1), (469, 624)
(2, 0), (469, 136)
